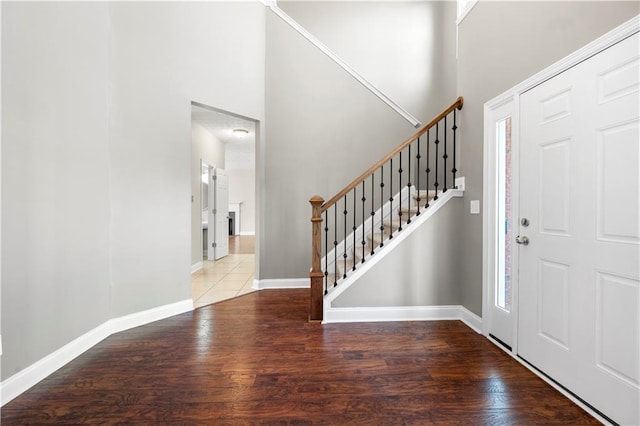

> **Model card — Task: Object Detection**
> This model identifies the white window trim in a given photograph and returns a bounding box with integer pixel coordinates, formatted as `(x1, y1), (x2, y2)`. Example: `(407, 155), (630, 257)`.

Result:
(456, 0), (479, 58)
(457, 0), (478, 26)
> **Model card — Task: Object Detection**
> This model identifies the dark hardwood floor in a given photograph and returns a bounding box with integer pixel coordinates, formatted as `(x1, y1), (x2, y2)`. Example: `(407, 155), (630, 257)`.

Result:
(2, 289), (598, 424)
(228, 235), (255, 255)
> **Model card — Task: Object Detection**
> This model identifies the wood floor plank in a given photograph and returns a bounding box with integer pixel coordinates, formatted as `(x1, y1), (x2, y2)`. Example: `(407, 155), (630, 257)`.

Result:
(2, 289), (599, 425)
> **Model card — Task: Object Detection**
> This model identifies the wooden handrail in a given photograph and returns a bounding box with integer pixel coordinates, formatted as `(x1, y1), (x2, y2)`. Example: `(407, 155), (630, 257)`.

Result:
(320, 96), (463, 213)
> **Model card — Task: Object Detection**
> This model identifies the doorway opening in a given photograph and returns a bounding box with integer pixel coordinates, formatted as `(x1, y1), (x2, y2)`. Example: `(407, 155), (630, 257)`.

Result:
(190, 102), (258, 307)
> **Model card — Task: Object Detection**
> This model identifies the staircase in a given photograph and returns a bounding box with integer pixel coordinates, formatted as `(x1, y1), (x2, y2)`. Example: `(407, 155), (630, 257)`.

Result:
(309, 97), (464, 321)
(327, 189), (439, 286)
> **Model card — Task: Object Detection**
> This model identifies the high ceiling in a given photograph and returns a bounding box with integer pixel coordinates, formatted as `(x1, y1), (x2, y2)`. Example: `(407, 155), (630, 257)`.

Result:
(191, 104), (256, 171)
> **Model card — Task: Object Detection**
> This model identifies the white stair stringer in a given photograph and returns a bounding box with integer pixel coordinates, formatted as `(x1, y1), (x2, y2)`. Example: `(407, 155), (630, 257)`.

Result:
(323, 187), (464, 320)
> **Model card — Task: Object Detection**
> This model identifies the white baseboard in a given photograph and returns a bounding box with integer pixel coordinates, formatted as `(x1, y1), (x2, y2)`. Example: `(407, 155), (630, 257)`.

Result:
(253, 278), (309, 290)
(1, 322), (111, 406)
(323, 304), (483, 332)
(0, 299), (193, 407)
(109, 299), (193, 335)
(459, 306), (483, 333)
(191, 261), (203, 274)
(238, 231), (255, 236)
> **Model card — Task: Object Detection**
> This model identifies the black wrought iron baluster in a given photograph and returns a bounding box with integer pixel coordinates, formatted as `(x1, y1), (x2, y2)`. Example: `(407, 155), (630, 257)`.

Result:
(352, 187), (357, 271)
(343, 195), (347, 279)
(389, 158), (394, 239)
(370, 173), (375, 256)
(452, 109), (458, 187)
(407, 144), (412, 225)
(443, 114), (448, 193)
(398, 151), (403, 232)
(361, 181), (366, 263)
(333, 205), (338, 287)
(426, 128), (430, 208)
(379, 165), (385, 248)
(324, 210), (328, 295)
(333, 203), (338, 287)
(434, 122), (439, 201)
(416, 137), (421, 215)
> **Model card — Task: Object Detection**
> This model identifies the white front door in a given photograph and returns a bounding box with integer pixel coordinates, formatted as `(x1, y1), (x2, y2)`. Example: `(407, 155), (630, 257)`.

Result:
(518, 33), (639, 425)
(213, 168), (229, 260)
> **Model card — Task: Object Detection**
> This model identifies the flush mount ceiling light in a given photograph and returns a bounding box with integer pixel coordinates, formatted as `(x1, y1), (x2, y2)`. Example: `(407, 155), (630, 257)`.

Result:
(233, 128), (249, 136)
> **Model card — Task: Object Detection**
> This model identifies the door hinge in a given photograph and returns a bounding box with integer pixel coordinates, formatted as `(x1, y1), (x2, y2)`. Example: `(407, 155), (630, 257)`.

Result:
(212, 209), (217, 214)
(212, 243), (217, 248)
(212, 175), (217, 181)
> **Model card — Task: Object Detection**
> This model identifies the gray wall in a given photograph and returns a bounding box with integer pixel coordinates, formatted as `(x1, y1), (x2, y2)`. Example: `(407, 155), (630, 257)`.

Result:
(333, 198), (463, 307)
(262, 2), (458, 280)
(108, 2), (265, 317)
(2, 1), (265, 380)
(456, 1), (639, 315)
(279, 1), (458, 122)
(191, 122), (225, 267)
(2, 2), (111, 378)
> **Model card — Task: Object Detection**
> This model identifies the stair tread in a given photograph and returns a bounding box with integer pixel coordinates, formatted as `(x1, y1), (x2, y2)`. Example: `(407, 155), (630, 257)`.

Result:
(413, 189), (437, 198)
(367, 232), (388, 247)
(352, 245), (367, 263)
(335, 257), (358, 276)
(398, 205), (423, 214)
(382, 217), (403, 227)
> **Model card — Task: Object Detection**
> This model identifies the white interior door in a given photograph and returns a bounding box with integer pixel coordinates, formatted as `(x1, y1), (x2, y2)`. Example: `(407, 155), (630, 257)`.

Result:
(214, 168), (229, 260)
(518, 33), (639, 425)
(206, 165), (214, 261)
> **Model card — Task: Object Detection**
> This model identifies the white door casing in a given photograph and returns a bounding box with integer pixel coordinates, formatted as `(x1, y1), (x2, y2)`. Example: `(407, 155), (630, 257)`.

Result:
(214, 168), (229, 260)
(518, 33), (639, 425)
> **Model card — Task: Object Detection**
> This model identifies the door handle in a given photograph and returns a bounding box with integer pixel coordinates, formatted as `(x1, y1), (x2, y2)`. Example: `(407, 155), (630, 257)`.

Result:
(516, 236), (530, 245)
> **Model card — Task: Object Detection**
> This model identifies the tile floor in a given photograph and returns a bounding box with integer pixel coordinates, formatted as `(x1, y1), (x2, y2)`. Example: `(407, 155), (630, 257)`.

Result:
(191, 254), (256, 308)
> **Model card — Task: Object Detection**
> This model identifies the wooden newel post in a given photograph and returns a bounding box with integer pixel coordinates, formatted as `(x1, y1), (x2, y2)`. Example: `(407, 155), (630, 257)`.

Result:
(309, 195), (325, 321)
